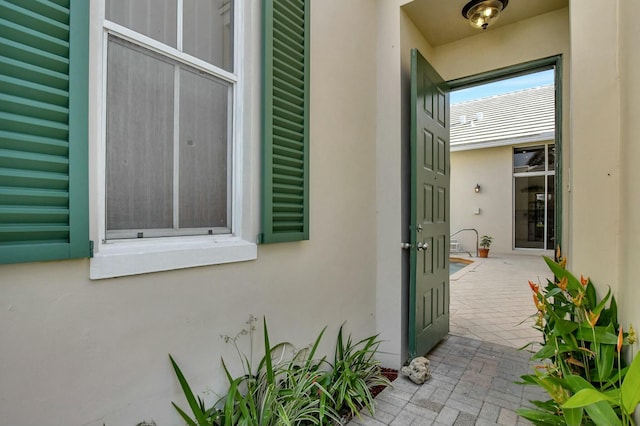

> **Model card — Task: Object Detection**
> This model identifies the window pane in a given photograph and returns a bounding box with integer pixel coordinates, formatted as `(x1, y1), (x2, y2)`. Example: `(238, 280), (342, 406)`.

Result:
(548, 144), (555, 171)
(106, 0), (177, 47)
(106, 37), (174, 232)
(183, 0), (234, 71)
(514, 175), (545, 249)
(179, 68), (229, 229)
(513, 146), (545, 173)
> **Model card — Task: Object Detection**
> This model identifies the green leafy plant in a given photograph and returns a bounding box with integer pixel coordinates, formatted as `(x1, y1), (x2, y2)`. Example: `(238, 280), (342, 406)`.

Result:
(169, 355), (222, 425)
(170, 317), (390, 425)
(480, 235), (493, 249)
(518, 255), (639, 426)
(322, 325), (391, 419)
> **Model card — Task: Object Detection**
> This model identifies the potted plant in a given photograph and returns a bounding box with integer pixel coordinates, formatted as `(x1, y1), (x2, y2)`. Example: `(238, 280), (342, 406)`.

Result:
(479, 235), (493, 258)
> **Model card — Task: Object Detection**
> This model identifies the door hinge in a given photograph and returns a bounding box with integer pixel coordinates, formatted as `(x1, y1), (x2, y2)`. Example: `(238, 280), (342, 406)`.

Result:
(89, 240), (94, 258)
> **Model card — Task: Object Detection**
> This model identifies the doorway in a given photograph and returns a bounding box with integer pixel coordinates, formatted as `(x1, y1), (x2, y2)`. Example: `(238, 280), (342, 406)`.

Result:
(448, 61), (562, 256)
(446, 58), (562, 348)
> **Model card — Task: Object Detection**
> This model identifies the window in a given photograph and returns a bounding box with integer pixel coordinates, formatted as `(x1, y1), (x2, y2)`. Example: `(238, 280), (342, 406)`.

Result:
(513, 144), (555, 249)
(104, 0), (234, 239)
(91, 0), (258, 278)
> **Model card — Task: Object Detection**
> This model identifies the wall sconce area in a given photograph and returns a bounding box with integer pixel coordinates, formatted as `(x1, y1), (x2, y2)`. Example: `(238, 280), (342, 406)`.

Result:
(475, 184), (481, 193)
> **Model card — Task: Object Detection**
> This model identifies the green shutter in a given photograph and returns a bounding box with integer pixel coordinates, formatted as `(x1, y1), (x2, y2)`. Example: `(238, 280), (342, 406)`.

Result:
(260, 0), (310, 243)
(0, 0), (89, 264)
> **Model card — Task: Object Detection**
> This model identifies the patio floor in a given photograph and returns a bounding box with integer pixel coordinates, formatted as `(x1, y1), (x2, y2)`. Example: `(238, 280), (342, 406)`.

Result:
(348, 253), (553, 426)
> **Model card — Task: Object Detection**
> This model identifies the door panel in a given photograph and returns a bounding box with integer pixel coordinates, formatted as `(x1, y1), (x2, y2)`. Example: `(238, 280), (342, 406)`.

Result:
(409, 49), (450, 358)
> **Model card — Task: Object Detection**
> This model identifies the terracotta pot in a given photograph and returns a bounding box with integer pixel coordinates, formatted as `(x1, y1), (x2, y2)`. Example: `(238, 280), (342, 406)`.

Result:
(478, 248), (489, 258)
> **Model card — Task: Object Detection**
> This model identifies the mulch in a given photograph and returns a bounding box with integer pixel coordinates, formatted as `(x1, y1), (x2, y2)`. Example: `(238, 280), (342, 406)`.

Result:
(370, 367), (398, 399)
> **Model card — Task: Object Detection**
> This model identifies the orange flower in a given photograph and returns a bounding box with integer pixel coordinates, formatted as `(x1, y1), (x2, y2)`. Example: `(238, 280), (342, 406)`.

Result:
(580, 275), (589, 286)
(528, 280), (540, 294)
(557, 277), (568, 291)
(587, 311), (600, 328)
(559, 256), (567, 268)
(572, 292), (584, 307)
(617, 326), (624, 353)
(556, 246), (562, 261)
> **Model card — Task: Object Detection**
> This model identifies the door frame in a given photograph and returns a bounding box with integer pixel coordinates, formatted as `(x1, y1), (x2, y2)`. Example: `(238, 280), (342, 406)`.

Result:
(447, 55), (564, 255)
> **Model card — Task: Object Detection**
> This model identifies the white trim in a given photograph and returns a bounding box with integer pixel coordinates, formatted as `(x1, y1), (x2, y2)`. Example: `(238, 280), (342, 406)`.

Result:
(231, 0), (244, 236)
(173, 66), (181, 230)
(103, 20), (237, 84)
(176, 0), (183, 51)
(90, 237), (257, 279)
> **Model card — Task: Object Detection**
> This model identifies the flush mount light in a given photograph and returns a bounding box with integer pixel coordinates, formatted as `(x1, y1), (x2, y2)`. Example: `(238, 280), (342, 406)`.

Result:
(462, 0), (509, 30)
(475, 184), (481, 193)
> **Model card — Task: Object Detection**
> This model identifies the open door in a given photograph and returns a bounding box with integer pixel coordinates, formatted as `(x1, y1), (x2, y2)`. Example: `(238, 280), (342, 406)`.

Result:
(409, 49), (450, 358)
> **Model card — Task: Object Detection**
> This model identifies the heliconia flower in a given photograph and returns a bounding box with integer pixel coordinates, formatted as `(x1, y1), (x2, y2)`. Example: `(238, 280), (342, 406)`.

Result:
(572, 292), (584, 307)
(617, 326), (624, 353)
(559, 257), (567, 268)
(587, 311), (600, 328)
(556, 246), (562, 261)
(629, 325), (637, 345)
(557, 277), (568, 291)
(533, 294), (545, 312)
(580, 275), (589, 286)
(528, 280), (539, 294)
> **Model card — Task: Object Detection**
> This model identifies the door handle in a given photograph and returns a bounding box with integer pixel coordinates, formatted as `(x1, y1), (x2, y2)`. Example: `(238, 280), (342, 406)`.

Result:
(417, 241), (429, 251)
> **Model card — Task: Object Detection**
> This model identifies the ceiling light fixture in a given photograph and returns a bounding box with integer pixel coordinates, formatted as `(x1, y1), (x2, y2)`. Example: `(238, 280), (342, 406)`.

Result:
(462, 0), (509, 30)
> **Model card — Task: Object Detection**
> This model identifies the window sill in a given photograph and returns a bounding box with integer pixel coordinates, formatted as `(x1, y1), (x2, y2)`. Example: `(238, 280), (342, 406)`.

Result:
(89, 236), (257, 279)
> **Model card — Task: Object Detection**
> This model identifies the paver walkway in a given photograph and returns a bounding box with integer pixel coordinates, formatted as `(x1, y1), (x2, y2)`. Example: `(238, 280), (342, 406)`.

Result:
(450, 254), (553, 349)
(348, 254), (552, 425)
(348, 335), (547, 426)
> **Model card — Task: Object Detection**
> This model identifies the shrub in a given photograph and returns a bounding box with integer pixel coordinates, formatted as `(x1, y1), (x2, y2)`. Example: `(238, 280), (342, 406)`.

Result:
(170, 317), (390, 425)
(518, 255), (639, 426)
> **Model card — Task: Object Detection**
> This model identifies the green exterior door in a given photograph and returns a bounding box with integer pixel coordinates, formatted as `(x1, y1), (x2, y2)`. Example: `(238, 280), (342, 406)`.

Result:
(409, 49), (450, 358)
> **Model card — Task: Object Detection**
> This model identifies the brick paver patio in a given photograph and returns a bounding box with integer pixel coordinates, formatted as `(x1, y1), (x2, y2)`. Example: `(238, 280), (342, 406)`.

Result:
(348, 254), (551, 425)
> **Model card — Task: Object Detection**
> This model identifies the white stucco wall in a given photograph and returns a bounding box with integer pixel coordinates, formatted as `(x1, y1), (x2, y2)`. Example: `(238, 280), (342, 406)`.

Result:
(570, 2), (640, 422)
(570, 0), (640, 371)
(568, 2), (620, 292)
(449, 142), (556, 256)
(0, 2), (380, 425)
(450, 146), (512, 254)
(619, 0), (640, 360)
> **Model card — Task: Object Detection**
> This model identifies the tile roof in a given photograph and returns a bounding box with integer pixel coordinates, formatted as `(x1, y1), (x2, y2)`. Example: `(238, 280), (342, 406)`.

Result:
(450, 85), (555, 151)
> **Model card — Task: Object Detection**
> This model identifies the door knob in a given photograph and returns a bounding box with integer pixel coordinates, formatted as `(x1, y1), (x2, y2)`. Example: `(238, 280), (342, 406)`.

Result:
(417, 241), (429, 251)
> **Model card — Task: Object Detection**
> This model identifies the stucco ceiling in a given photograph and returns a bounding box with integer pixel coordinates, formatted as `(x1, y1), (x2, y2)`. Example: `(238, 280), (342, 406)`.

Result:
(402, 0), (569, 47)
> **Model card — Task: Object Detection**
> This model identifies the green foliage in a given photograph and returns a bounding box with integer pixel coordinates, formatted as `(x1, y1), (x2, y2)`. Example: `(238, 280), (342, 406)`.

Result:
(517, 256), (639, 426)
(480, 235), (493, 249)
(170, 317), (391, 425)
(322, 325), (391, 419)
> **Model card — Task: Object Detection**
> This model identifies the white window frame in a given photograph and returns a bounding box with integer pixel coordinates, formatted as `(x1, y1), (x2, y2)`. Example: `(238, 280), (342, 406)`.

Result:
(512, 143), (555, 251)
(90, 0), (256, 279)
